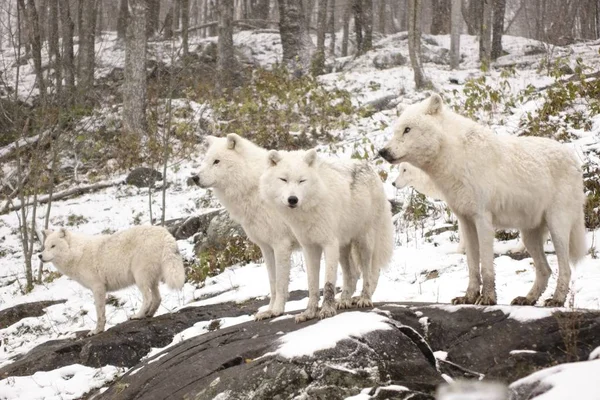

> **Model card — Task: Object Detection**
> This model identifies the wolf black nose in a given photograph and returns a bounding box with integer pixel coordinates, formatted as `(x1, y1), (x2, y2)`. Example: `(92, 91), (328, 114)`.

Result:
(191, 175), (200, 185)
(38, 254), (43, 260)
(378, 148), (390, 160)
(392, 180), (397, 188)
(288, 196), (298, 206)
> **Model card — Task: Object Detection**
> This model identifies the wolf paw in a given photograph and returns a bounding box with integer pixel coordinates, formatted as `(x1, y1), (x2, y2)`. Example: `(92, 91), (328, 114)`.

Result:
(475, 294), (497, 306)
(295, 310), (317, 323)
(543, 298), (565, 307)
(129, 314), (145, 320)
(355, 296), (373, 308)
(511, 296), (537, 306)
(255, 310), (281, 321)
(451, 292), (480, 305)
(87, 329), (102, 337)
(336, 298), (354, 310)
(319, 304), (337, 320)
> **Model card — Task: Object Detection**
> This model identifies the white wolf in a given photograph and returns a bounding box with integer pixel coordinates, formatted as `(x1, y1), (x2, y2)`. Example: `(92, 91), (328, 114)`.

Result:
(39, 226), (185, 335)
(393, 162), (466, 254)
(379, 94), (587, 307)
(260, 149), (394, 322)
(194, 134), (301, 321)
(393, 162), (534, 254)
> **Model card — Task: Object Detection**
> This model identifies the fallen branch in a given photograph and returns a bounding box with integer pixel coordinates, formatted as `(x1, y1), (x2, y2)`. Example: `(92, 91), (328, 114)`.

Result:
(177, 19), (279, 34)
(1, 179), (123, 214)
(0, 129), (54, 163)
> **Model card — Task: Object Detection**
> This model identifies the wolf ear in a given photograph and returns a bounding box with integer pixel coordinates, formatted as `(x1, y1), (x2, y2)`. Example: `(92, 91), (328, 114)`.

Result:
(267, 150), (281, 167)
(426, 93), (443, 115)
(204, 135), (216, 148)
(304, 149), (317, 166)
(396, 103), (407, 115)
(226, 133), (241, 150)
(43, 229), (52, 237)
(59, 228), (69, 239)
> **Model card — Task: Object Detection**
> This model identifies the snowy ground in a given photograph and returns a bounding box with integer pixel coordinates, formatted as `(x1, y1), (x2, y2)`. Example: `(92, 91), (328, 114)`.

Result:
(1, 31), (600, 399)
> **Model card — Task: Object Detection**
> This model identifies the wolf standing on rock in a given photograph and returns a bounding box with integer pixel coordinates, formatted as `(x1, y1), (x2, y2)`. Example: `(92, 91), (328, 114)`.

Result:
(260, 148), (394, 322)
(194, 134), (301, 321)
(39, 226), (185, 335)
(379, 94), (587, 307)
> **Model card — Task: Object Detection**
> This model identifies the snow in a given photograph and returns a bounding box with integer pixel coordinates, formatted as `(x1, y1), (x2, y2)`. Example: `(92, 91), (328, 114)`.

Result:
(0, 26), (599, 400)
(0, 364), (122, 400)
(270, 311), (392, 359)
(510, 359), (600, 400)
(510, 350), (538, 355)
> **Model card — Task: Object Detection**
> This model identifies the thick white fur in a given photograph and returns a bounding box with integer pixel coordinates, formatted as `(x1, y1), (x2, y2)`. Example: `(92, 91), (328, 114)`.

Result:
(195, 134), (300, 320)
(380, 94), (587, 307)
(260, 149), (394, 322)
(40, 226), (185, 335)
(394, 162), (537, 254)
(394, 162), (466, 253)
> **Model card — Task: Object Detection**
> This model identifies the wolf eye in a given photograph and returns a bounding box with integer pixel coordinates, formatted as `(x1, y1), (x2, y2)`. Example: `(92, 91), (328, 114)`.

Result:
(51, 245), (56, 249)
(403, 127), (411, 134)
(279, 178), (288, 183)
(299, 179), (306, 184)
(403, 169), (407, 172)
(213, 159), (220, 165)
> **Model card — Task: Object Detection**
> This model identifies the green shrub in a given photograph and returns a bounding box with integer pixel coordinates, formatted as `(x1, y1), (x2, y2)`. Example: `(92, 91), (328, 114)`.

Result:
(188, 236), (262, 284)
(208, 65), (357, 150)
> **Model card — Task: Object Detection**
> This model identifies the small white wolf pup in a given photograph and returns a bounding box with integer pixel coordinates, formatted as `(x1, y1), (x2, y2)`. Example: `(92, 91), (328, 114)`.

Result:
(194, 134), (301, 320)
(393, 162), (535, 254)
(379, 94), (587, 307)
(393, 162), (467, 254)
(39, 226), (185, 335)
(260, 149), (394, 322)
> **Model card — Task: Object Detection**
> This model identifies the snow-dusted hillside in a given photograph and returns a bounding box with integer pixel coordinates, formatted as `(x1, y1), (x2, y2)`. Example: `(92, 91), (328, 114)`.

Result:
(1, 31), (599, 399)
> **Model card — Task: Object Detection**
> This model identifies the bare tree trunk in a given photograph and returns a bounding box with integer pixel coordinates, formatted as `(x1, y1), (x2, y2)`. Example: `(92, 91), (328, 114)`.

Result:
(117, 0), (128, 40)
(398, 0), (408, 31)
(312, 0), (328, 74)
(304, 0), (315, 30)
(217, 0), (237, 91)
(378, 0), (386, 33)
(147, 0), (160, 38)
(18, 0), (46, 103)
(430, 0), (450, 34)
(163, 7), (174, 39)
(49, 0), (62, 99)
(203, 0), (209, 37)
(341, 1), (350, 56)
(479, 0), (492, 67)
(182, 0), (190, 54)
(328, 0), (335, 55)
(450, 0), (461, 69)
(39, 0), (48, 43)
(352, 0), (363, 54)
(251, 0), (271, 27)
(363, 0), (373, 51)
(491, 0), (505, 60)
(278, 0), (315, 75)
(58, 0), (75, 102)
(173, 0), (182, 31)
(96, 0), (103, 36)
(462, 0), (482, 35)
(123, 0), (148, 137)
(408, 0), (428, 89)
(77, 0), (97, 95)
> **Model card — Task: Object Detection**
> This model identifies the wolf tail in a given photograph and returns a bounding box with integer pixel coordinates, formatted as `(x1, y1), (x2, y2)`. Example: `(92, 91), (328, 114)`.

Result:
(161, 235), (186, 290)
(371, 200), (395, 274)
(569, 209), (588, 266)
